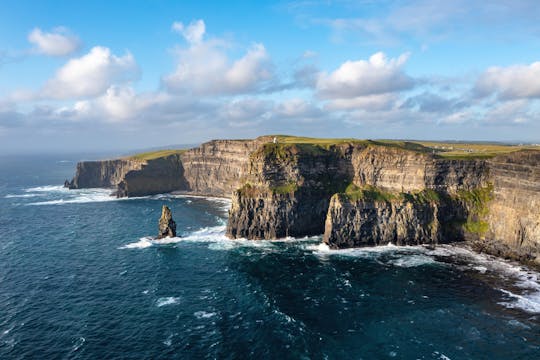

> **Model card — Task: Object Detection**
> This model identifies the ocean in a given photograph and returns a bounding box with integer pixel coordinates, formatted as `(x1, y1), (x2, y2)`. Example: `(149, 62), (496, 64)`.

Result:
(0, 154), (539, 359)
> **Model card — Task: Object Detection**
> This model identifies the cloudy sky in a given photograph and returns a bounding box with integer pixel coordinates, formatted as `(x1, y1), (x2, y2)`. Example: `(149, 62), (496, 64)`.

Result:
(1, 0), (540, 153)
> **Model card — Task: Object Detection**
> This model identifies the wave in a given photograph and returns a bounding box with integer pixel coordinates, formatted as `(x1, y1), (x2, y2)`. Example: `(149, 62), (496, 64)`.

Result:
(156, 297), (181, 307)
(119, 236), (184, 249)
(4, 193), (40, 198)
(21, 185), (233, 210)
(27, 188), (118, 206)
(25, 185), (68, 192)
(309, 242), (540, 314)
(194, 311), (217, 319)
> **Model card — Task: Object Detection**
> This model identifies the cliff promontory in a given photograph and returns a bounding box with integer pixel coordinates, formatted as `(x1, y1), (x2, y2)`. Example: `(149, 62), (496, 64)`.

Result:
(66, 136), (540, 265)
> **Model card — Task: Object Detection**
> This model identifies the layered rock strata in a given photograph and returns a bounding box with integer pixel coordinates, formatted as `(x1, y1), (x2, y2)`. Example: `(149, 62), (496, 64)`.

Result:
(157, 205), (176, 239)
(66, 138), (540, 265)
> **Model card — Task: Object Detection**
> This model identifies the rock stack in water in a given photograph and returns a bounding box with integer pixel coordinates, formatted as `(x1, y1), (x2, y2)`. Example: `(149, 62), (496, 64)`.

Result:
(157, 205), (176, 239)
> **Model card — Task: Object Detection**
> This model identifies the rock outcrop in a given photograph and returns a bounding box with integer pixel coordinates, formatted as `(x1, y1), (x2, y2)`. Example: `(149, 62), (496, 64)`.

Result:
(323, 193), (441, 248)
(158, 205), (176, 239)
(226, 142), (351, 239)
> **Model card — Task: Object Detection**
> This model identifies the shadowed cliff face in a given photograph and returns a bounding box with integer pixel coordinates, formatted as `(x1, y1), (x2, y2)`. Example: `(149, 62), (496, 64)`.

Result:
(226, 143), (352, 239)
(323, 195), (441, 248)
(116, 155), (186, 197)
(67, 160), (143, 189)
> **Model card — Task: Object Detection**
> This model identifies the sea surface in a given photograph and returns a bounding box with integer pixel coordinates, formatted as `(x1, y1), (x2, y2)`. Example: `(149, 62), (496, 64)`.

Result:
(0, 154), (539, 359)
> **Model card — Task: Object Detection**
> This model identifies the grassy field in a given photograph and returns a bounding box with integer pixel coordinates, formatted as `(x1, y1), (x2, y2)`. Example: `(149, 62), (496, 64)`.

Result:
(272, 135), (538, 158)
(127, 149), (186, 161)
(126, 136), (539, 161)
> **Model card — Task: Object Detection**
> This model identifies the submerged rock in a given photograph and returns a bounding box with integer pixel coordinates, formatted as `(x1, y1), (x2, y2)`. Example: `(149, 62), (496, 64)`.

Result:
(158, 205), (177, 239)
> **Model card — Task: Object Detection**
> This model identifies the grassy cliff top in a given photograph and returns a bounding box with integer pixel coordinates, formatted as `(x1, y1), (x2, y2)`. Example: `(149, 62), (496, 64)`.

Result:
(126, 136), (539, 161)
(267, 135), (539, 159)
(127, 149), (186, 161)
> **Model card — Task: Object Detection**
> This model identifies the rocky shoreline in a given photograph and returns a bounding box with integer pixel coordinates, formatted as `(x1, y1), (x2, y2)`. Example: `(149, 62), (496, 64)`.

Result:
(65, 136), (540, 266)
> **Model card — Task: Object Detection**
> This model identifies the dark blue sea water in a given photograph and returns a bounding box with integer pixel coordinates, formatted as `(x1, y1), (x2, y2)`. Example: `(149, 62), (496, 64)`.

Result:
(1, 155), (539, 359)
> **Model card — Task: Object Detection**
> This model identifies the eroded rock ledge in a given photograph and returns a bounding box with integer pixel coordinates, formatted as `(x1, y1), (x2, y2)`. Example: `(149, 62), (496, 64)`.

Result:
(66, 137), (540, 265)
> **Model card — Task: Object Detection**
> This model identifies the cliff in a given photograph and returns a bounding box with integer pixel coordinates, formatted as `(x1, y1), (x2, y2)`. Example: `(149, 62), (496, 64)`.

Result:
(226, 142), (351, 239)
(65, 159), (143, 189)
(478, 151), (540, 263)
(66, 136), (540, 265)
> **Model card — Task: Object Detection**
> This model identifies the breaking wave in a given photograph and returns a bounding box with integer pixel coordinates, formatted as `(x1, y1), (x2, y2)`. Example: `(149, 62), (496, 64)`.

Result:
(156, 297), (181, 307)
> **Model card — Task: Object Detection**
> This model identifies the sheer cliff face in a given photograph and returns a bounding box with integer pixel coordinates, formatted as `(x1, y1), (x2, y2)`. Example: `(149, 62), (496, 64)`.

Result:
(479, 151), (540, 263)
(226, 143), (351, 239)
(350, 146), (489, 193)
(180, 140), (262, 197)
(323, 195), (441, 248)
(116, 155), (186, 197)
(68, 160), (143, 189)
(321, 145), (490, 249)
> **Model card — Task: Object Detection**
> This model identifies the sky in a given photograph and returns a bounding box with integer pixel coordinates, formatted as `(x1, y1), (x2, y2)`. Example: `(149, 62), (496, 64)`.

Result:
(1, 0), (540, 153)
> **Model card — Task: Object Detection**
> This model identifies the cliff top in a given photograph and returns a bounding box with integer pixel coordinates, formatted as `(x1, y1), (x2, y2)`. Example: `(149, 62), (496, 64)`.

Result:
(269, 135), (539, 159)
(125, 136), (539, 161)
(127, 149), (186, 161)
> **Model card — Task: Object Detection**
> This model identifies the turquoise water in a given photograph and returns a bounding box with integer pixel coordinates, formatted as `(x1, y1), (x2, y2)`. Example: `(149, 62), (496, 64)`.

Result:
(0, 155), (539, 359)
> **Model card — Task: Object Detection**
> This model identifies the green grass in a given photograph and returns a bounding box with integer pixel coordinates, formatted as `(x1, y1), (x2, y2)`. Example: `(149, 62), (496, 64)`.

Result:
(402, 189), (441, 203)
(261, 135), (539, 159)
(128, 149), (186, 161)
(342, 183), (399, 202)
(271, 181), (299, 195)
(455, 184), (494, 236)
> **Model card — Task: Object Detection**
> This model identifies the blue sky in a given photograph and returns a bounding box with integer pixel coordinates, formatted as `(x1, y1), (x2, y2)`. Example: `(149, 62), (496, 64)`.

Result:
(1, 0), (540, 153)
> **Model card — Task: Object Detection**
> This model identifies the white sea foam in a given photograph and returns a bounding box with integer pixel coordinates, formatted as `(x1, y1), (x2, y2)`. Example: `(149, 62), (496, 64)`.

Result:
(426, 245), (540, 314)
(390, 254), (437, 268)
(25, 185), (67, 192)
(310, 242), (417, 258)
(498, 289), (540, 313)
(119, 236), (184, 249)
(194, 311), (217, 319)
(71, 337), (86, 352)
(156, 297), (181, 307)
(4, 193), (40, 198)
(26, 187), (119, 206)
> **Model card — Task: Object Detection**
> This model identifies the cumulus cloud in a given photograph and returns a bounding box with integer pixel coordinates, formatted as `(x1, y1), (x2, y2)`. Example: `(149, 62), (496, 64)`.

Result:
(172, 19), (206, 44)
(475, 61), (540, 100)
(163, 33), (273, 95)
(316, 52), (414, 99)
(42, 46), (139, 99)
(28, 27), (81, 56)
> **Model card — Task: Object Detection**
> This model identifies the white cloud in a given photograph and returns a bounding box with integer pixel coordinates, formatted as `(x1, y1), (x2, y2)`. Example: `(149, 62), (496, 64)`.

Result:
(475, 61), (540, 100)
(172, 19), (206, 44)
(42, 46), (139, 99)
(28, 27), (81, 56)
(316, 52), (413, 99)
(163, 28), (273, 95)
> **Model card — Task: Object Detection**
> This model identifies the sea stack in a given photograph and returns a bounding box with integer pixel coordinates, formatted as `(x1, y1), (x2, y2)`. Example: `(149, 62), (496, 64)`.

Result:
(157, 205), (176, 239)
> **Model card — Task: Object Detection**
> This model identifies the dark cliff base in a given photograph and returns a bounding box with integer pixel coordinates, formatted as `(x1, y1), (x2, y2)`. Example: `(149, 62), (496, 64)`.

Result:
(66, 136), (540, 266)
